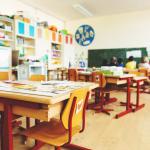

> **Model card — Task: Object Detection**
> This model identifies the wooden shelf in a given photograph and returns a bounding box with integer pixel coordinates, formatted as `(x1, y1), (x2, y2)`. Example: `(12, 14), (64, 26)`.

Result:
(0, 38), (13, 42)
(51, 41), (62, 45)
(0, 16), (13, 23)
(17, 45), (35, 49)
(0, 28), (12, 33)
(24, 45), (35, 49)
(0, 45), (10, 48)
(52, 56), (61, 59)
(52, 49), (61, 52)
(17, 34), (35, 40)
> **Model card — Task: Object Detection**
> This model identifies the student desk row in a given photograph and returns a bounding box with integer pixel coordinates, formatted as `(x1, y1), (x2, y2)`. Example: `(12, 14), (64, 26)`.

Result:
(0, 81), (98, 150)
(78, 71), (147, 118)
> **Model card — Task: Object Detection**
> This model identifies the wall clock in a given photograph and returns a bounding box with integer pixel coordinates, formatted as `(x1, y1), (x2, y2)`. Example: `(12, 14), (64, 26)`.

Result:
(75, 24), (95, 46)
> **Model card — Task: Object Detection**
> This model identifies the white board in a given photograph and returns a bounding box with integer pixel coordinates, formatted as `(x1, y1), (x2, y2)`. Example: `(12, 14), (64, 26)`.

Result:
(126, 50), (142, 58)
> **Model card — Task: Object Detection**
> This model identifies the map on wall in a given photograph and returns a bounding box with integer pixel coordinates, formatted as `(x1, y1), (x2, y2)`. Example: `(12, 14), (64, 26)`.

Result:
(75, 25), (95, 46)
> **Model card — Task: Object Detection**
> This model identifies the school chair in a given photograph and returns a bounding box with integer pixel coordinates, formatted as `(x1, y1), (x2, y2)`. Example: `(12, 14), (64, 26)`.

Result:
(0, 71), (9, 80)
(22, 88), (90, 150)
(29, 74), (46, 81)
(88, 71), (113, 115)
(138, 68), (150, 94)
(126, 68), (149, 89)
(68, 68), (78, 81)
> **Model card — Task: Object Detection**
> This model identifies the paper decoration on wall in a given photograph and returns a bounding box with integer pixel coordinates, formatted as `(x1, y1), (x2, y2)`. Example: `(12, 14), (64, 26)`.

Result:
(70, 36), (73, 44)
(37, 28), (42, 38)
(44, 29), (50, 40)
(66, 36), (68, 44)
(75, 24), (95, 46)
(65, 35), (73, 44)
(58, 34), (62, 43)
(52, 31), (56, 41)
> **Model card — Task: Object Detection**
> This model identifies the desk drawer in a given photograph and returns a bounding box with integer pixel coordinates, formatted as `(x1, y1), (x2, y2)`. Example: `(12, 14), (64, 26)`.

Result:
(0, 102), (63, 121)
(106, 78), (127, 85)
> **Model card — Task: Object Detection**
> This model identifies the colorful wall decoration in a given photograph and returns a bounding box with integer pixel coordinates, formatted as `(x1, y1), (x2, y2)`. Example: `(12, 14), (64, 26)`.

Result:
(75, 24), (95, 46)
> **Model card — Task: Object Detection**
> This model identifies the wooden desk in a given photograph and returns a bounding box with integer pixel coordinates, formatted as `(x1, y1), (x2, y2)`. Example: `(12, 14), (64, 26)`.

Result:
(78, 71), (138, 118)
(0, 80), (98, 150)
(78, 71), (92, 82)
(78, 71), (129, 85)
(132, 76), (147, 112)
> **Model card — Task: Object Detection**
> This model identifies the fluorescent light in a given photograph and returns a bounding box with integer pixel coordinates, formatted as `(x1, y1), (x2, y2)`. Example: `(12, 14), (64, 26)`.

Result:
(73, 4), (93, 17)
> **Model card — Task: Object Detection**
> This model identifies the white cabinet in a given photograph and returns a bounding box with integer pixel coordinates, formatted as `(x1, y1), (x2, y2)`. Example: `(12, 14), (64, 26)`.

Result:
(14, 19), (36, 58)
(0, 16), (13, 73)
(0, 46), (11, 70)
(15, 20), (35, 38)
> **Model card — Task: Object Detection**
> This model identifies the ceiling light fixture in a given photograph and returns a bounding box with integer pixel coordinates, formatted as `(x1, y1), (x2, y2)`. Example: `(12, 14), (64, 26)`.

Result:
(73, 4), (93, 17)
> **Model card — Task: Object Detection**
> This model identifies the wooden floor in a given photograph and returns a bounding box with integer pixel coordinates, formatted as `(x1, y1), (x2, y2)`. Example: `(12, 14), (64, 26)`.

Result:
(2, 90), (150, 150)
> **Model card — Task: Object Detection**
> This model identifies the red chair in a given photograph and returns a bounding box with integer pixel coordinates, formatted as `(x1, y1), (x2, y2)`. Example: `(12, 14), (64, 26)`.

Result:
(68, 68), (78, 81)
(138, 68), (150, 93)
(88, 71), (113, 115)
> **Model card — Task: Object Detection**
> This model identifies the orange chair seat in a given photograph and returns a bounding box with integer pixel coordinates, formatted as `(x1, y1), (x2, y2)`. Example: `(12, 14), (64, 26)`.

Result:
(22, 118), (81, 147)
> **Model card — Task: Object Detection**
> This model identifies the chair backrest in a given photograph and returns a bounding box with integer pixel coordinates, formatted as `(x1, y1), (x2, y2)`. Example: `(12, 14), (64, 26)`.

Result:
(138, 68), (149, 77)
(29, 74), (46, 81)
(92, 71), (106, 88)
(68, 69), (78, 81)
(62, 88), (89, 130)
(0, 72), (9, 80)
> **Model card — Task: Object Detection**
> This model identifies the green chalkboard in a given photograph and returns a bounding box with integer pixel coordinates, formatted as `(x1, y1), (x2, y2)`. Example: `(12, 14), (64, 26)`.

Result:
(88, 47), (147, 67)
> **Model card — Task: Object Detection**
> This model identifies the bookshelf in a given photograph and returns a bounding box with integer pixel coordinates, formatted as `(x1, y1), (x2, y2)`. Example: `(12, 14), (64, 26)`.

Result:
(51, 41), (62, 66)
(49, 31), (63, 68)
(0, 16), (13, 78)
(36, 27), (63, 69)
(14, 19), (36, 59)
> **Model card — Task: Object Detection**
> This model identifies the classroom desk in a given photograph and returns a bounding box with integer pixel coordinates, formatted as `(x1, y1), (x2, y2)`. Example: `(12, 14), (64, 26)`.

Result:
(0, 80), (98, 150)
(78, 71), (92, 82)
(130, 76), (147, 112)
(78, 71), (141, 118)
(78, 71), (128, 85)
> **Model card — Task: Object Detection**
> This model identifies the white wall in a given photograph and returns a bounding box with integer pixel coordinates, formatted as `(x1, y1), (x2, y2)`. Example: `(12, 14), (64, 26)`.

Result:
(66, 9), (150, 61)
(0, 0), (64, 30)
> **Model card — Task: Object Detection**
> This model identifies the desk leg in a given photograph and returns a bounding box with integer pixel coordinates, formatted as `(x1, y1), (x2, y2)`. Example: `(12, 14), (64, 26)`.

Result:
(87, 88), (101, 109)
(87, 88), (113, 115)
(104, 93), (117, 105)
(1, 111), (4, 150)
(116, 78), (132, 119)
(1, 104), (13, 150)
(133, 81), (145, 112)
(87, 87), (117, 111)
(85, 75), (90, 82)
